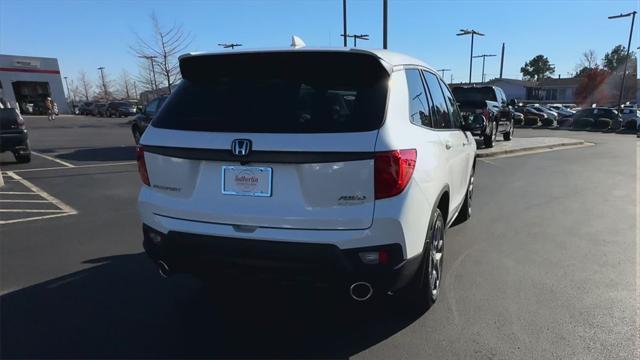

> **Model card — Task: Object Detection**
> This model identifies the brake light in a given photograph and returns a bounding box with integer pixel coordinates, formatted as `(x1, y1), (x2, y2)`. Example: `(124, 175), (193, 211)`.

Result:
(374, 149), (417, 200)
(136, 145), (150, 186)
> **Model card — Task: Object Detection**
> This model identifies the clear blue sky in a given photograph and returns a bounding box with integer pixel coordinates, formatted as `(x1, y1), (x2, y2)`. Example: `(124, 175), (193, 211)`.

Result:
(1, 0), (638, 88)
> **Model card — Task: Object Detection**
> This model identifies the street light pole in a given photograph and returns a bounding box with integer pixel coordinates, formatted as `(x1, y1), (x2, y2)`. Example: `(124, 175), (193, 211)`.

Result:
(97, 66), (108, 100)
(343, 0), (348, 47)
(383, 0), (388, 49)
(437, 68), (451, 78)
(473, 54), (496, 83)
(63, 76), (74, 110)
(608, 11), (637, 110)
(457, 29), (485, 84)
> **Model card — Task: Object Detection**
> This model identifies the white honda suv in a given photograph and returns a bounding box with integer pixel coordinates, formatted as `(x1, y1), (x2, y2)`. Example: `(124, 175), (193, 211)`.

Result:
(137, 48), (476, 308)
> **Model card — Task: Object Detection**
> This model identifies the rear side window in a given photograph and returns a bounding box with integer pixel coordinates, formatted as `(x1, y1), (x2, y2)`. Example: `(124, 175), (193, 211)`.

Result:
(438, 77), (462, 129)
(153, 52), (389, 133)
(422, 71), (452, 129)
(405, 69), (433, 128)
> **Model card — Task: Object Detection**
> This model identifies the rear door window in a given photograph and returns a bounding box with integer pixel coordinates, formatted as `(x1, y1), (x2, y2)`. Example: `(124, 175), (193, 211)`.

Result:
(421, 70), (452, 129)
(405, 69), (433, 128)
(437, 77), (462, 129)
(153, 52), (389, 133)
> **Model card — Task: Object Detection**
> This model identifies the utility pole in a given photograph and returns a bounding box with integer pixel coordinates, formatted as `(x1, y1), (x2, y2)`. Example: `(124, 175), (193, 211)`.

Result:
(437, 69), (451, 78)
(499, 42), (505, 78)
(63, 76), (74, 111)
(342, 0), (348, 47)
(138, 55), (158, 94)
(456, 29), (485, 84)
(608, 11), (636, 110)
(473, 54), (496, 83)
(97, 66), (108, 100)
(383, 0), (388, 49)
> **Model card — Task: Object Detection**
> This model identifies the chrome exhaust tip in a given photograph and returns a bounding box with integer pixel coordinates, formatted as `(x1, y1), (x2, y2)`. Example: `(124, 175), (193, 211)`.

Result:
(349, 282), (373, 301)
(157, 260), (171, 278)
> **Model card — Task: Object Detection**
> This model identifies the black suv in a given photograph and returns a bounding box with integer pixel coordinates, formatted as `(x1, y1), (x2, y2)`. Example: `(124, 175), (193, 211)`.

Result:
(452, 85), (515, 148)
(131, 95), (167, 144)
(0, 108), (31, 163)
(105, 101), (137, 118)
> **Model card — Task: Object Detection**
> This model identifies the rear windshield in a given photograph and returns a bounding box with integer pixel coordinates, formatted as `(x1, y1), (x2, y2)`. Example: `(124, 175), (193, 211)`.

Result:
(452, 87), (497, 102)
(152, 52), (389, 133)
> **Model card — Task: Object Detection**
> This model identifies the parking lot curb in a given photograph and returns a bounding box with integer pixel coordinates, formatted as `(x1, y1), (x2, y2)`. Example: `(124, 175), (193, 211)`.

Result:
(477, 139), (586, 158)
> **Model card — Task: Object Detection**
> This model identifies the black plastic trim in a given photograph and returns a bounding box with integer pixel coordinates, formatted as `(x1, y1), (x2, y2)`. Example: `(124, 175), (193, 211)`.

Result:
(143, 145), (375, 164)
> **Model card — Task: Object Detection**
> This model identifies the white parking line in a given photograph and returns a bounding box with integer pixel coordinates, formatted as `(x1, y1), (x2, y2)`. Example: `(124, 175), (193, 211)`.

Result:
(0, 192), (40, 195)
(31, 151), (76, 168)
(6, 161), (136, 173)
(0, 171), (77, 225)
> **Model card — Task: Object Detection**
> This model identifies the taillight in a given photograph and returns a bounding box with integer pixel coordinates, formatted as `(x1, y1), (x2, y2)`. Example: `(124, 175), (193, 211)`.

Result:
(136, 145), (150, 186)
(374, 149), (417, 200)
(17, 118), (25, 129)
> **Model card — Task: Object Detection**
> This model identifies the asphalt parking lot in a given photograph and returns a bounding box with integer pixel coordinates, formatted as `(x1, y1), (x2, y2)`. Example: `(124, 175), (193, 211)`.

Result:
(0, 116), (637, 359)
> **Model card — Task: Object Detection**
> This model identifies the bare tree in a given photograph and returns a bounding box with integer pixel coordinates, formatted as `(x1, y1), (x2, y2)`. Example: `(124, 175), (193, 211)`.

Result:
(130, 12), (193, 94)
(575, 49), (599, 76)
(77, 71), (93, 101)
(119, 69), (133, 99)
(134, 58), (156, 94)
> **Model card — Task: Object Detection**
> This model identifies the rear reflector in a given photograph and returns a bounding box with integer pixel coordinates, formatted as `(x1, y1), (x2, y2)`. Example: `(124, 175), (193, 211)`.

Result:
(374, 149), (416, 200)
(136, 145), (150, 186)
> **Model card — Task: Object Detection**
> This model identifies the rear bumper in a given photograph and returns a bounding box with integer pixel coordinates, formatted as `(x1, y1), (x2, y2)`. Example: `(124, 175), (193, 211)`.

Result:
(0, 131), (29, 152)
(142, 224), (422, 292)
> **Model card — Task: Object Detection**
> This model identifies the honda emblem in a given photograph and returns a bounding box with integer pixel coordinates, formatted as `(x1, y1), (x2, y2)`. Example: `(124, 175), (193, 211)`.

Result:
(231, 139), (252, 156)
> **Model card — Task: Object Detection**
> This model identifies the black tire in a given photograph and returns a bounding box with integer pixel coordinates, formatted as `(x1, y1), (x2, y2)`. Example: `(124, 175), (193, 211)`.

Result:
(14, 152), (31, 163)
(483, 121), (495, 148)
(400, 207), (445, 312)
(503, 122), (514, 141)
(453, 166), (474, 225)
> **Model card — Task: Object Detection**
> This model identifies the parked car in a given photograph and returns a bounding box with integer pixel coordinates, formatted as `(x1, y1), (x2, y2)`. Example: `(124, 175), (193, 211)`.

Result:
(137, 48), (476, 309)
(78, 101), (94, 115)
(106, 101), (138, 117)
(452, 85), (514, 147)
(0, 108), (31, 163)
(620, 108), (639, 129)
(528, 105), (558, 120)
(571, 107), (621, 122)
(131, 95), (168, 144)
(545, 105), (574, 118)
(89, 102), (107, 117)
(515, 106), (548, 120)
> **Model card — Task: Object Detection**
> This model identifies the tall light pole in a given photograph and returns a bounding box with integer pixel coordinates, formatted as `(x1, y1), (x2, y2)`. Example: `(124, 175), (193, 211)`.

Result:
(63, 76), (74, 110)
(138, 55), (158, 93)
(457, 29), (485, 84)
(499, 42), (505, 78)
(472, 54), (496, 83)
(97, 66), (108, 100)
(383, 0), (388, 49)
(437, 68), (451, 78)
(608, 11), (636, 110)
(342, 0), (348, 47)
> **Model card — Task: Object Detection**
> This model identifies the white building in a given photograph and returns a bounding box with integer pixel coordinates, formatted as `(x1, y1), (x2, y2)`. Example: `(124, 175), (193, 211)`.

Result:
(0, 54), (69, 114)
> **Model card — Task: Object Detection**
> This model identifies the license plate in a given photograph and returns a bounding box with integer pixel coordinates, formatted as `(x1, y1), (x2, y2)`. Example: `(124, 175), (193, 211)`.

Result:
(222, 166), (272, 197)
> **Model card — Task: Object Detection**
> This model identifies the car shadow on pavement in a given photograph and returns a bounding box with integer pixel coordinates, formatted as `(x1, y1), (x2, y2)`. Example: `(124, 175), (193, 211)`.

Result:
(55, 146), (136, 162)
(0, 253), (425, 359)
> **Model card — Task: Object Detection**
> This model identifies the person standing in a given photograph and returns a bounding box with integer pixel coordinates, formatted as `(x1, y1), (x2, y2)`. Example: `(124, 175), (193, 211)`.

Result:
(46, 97), (55, 121)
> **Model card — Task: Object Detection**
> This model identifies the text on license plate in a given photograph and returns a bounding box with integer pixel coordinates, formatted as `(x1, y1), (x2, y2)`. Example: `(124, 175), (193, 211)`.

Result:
(222, 166), (272, 197)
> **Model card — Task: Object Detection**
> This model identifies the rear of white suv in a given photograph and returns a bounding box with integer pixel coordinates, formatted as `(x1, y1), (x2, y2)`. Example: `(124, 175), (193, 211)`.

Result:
(137, 49), (475, 307)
